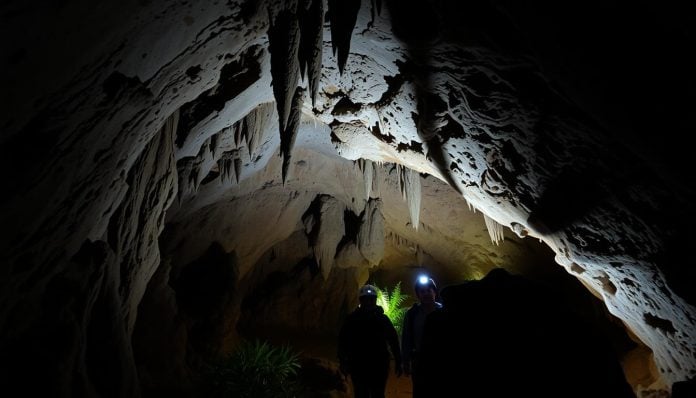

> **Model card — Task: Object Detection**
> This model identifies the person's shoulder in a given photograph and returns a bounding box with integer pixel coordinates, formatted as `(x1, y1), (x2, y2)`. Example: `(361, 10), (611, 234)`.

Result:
(404, 303), (419, 320)
(374, 307), (391, 321)
(345, 307), (362, 320)
(406, 303), (419, 317)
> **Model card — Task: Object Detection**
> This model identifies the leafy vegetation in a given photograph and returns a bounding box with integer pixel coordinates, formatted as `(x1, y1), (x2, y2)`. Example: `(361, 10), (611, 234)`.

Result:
(376, 282), (409, 335)
(206, 339), (302, 398)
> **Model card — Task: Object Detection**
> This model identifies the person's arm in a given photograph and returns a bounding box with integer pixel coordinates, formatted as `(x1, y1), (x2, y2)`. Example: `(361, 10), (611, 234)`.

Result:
(385, 315), (403, 377)
(401, 308), (414, 375)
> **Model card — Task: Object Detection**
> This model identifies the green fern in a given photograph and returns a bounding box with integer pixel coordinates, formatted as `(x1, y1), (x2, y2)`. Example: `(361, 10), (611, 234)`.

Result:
(376, 282), (409, 335)
(206, 339), (302, 398)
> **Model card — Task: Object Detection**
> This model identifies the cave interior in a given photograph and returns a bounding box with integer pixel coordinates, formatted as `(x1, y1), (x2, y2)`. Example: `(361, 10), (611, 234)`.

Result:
(1, 0), (695, 397)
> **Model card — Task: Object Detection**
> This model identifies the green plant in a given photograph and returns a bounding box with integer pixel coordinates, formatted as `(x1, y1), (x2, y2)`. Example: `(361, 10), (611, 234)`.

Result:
(376, 282), (409, 335)
(206, 339), (302, 398)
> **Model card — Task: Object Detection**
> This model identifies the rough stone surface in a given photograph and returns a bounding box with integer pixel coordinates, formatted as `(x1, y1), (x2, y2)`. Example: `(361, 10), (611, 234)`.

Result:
(1, 0), (694, 396)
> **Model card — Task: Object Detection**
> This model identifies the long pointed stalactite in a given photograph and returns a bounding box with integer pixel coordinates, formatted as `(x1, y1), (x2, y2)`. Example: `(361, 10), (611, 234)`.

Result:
(281, 86), (304, 184)
(268, 6), (301, 132)
(327, 0), (362, 75)
(298, 0), (324, 107)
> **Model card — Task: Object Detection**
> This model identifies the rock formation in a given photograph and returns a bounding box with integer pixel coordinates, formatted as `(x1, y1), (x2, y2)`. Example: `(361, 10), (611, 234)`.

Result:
(1, 0), (694, 396)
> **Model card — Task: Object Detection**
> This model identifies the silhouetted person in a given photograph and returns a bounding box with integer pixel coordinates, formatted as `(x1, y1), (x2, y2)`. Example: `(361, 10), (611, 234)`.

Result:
(401, 275), (442, 398)
(338, 284), (403, 398)
(419, 268), (636, 398)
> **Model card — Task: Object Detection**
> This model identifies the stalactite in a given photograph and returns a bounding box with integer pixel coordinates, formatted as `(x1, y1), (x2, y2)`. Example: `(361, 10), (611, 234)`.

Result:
(243, 111), (258, 161)
(244, 104), (258, 158)
(268, 6), (301, 132)
(416, 245), (424, 265)
(396, 164), (406, 199)
(217, 150), (238, 184)
(176, 160), (189, 204)
(395, 164), (421, 230)
(358, 198), (384, 266)
(181, 159), (195, 195)
(240, 115), (251, 160)
(211, 104), (275, 187)
(187, 160), (200, 194)
(484, 213), (505, 245)
(233, 120), (242, 148)
(364, 159), (373, 200)
(357, 158), (374, 200)
(217, 155), (229, 184)
(176, 153), (205, 198)
(372, 161), (380, 196)
(281, 86), (304, 184)
(303, 196), (343, 280)
(199, 138), (210, 160)
(297, 0), (323, 106)
(188, 139), (215, 194)
(249, 102), (275, 160)
(327, 0), (361, 75)
(373, 0), (382, 15)
(233, 150), (243, 183)
(209, 132), (219, 158)
(405, 167), (421, 230)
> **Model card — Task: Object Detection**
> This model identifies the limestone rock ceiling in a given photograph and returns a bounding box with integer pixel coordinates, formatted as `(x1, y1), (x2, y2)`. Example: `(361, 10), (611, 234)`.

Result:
(0, 0), (695, 394)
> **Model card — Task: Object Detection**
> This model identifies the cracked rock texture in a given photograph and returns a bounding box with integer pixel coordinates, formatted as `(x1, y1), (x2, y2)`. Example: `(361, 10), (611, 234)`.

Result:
(1, 0), (694, 396)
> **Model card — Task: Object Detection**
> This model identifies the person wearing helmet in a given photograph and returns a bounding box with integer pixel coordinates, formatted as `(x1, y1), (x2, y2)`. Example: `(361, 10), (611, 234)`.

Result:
(338, 284), (403, 398)
(400, 275), (442, 398)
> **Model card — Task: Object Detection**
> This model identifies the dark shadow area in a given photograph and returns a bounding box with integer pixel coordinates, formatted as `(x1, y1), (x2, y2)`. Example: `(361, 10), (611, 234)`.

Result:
(171, 242), (238, 359)
(672, 376), (696, 398)
(494, 0), (696, 200)
(526, 166), (610, 234)
(420, 268), (636, 398)
(653, 215), (696, 306)
(296, 356), (349, 397)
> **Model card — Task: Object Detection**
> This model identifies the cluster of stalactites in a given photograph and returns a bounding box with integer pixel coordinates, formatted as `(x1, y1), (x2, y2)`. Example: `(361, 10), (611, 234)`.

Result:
(267, 0), (379, 184)
(303, 195), (385, 279)
(483, 213), (505, 245)
(176, 103), (275, 201)
(267, 0), (325, 184)
(355, 160), (422, 231)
